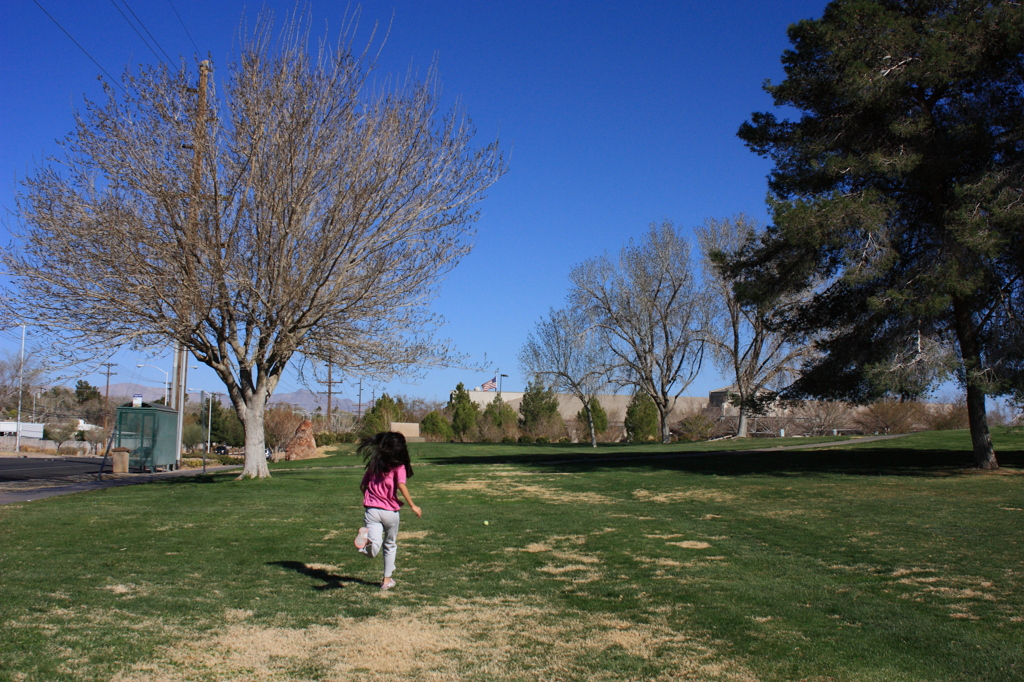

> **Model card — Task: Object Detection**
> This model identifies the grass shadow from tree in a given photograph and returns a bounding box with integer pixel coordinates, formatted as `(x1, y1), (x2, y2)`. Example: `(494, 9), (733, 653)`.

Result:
(421, 440), (1024, 478)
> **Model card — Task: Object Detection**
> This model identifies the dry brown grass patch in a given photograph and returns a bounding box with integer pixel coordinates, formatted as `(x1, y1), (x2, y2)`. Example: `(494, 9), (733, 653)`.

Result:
(101, 584), (150, 597)
(633, 488), (737, 504)
(430, 475), (616, 505)
(755, 509), (807, 518)
(102, 597), (758, 681)
(400, 530), (432, 539)
(668, 541), (713, 549)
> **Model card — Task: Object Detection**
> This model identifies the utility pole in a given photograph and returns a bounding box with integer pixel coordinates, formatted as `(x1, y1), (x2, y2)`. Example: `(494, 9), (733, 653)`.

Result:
(320, 357), (347, 431)
(101, 362), (116, 432)
(171, 60), (213, 469)
(357, 379), (363, 420)
(173, 59), (212, 413)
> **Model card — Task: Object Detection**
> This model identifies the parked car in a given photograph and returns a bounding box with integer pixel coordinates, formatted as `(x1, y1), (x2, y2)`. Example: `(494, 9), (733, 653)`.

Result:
(213, 445), (228, 456)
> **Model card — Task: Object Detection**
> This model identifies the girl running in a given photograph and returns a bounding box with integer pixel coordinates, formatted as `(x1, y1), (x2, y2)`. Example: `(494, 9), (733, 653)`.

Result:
(353, 431), (422, 590)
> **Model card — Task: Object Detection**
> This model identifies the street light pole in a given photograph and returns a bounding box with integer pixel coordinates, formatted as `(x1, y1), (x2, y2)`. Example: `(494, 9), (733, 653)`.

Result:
(188, 389), (218, 474)
(137, 364), (171, 404)
(15, 325), (25, 453)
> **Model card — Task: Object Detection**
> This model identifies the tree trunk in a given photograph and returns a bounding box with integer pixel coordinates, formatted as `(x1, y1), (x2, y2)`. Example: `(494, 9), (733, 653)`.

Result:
(952, 300), (998, 470)
(658, 402), (671, 444)
(965, 382), (997, 470)
(737, 409), (749, 438)
(239, 393), (271, 479)
(584, 403), (597, 448)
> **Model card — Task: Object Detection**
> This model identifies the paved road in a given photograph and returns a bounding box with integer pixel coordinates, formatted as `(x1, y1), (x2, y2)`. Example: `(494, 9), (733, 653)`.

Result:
(0, 456), (107, 481)
(0, 463), (241, 505)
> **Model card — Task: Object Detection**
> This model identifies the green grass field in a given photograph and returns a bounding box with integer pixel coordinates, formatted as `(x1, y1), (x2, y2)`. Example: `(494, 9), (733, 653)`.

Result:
(1, 431), (1022, 681)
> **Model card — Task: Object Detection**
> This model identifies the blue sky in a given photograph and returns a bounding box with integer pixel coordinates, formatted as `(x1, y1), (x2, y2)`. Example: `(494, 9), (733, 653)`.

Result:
(1, 0), (831, 405)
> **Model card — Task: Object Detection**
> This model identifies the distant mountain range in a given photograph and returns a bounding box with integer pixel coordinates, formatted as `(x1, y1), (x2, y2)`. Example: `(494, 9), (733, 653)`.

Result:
(104, 383), (366, 414)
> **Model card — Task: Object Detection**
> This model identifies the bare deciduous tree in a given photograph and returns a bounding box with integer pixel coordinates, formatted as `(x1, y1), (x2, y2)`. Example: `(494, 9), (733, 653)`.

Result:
(696, 215), (810, 437)
(854, 400), (923, 435)
(923, 396), (971, 431)
(263, 405), (303, 451)
(793, 400), (852, 437)
(46, 420), (80, 454)
(0, 351), (45, 417)
(181, 423), (206, 454)
(519, 306), (612, 447)
(570, 221), (708, 443)
(85, 427), (110, 456)
(2, 15), (505, 477)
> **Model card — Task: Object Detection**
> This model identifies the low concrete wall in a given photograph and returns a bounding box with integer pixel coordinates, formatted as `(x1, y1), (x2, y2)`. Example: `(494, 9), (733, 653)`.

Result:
(389, 422), (421, 439)
(0, 436), (59, 453)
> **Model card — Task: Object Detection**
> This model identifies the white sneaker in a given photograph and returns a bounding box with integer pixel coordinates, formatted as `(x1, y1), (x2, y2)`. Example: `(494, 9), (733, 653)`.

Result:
(354, 527), (369, 550)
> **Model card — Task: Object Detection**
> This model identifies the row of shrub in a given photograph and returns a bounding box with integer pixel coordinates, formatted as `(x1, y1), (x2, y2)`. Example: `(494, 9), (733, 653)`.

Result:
(305, 390), (999, 448)
(312, 431), (358, 445)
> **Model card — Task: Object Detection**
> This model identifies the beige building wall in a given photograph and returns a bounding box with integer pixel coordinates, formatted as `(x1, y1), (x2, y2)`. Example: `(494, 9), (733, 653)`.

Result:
(389, 422), (421, 439)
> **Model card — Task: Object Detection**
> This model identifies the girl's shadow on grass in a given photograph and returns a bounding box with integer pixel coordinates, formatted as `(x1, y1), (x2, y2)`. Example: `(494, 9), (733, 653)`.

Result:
(268, 561), (377, 590)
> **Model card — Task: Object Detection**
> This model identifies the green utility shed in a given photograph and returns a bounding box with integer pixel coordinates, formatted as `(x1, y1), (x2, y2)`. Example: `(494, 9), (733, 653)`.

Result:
(115, 402), (179, 471)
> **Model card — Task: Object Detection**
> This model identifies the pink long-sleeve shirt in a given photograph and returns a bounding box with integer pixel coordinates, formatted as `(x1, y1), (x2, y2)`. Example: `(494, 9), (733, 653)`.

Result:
(361, 465), (407, 511)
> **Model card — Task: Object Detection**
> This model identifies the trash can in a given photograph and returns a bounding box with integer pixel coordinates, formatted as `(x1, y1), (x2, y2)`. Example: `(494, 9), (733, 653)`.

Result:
(111, 447), (130, 474)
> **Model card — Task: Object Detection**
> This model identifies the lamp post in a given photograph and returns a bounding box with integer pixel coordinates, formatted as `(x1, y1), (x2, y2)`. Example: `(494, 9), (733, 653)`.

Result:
(188, 388), (219, 474)
(499, 373), (509, 397)
(15, 325), (25, 453)
(137, 364), (170, 404)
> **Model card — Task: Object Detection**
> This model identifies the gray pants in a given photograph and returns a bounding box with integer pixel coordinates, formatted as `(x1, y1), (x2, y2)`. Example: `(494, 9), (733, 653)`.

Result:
(359, 507), (400, 578)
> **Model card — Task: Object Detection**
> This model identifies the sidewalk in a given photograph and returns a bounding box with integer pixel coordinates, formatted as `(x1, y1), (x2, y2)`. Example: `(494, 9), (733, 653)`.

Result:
(0, 465), (242, 505)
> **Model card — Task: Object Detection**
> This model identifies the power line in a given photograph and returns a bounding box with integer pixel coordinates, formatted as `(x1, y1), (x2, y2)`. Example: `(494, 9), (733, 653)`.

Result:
(108, 0), (171, 69)
(167, 0), (200, 56)
(119, 0), (176, 66)
(30, 0), (127, 95)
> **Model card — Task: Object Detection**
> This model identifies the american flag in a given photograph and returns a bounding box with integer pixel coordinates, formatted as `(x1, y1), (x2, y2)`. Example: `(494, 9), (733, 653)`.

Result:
(481, 376), (497, 391)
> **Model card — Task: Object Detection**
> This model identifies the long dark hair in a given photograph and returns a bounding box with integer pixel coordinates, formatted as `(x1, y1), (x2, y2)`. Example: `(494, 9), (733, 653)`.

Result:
(358, 431), (413, 478)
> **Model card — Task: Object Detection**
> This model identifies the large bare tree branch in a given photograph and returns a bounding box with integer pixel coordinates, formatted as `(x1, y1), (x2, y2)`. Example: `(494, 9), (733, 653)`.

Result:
(2, 13), (505, 478)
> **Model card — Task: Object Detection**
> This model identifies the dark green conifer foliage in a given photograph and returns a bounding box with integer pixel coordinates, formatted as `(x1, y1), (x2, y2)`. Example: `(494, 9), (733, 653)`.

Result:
(420, 410), (454, 441)
(577, 397), (608, 435)
(483, 395), (518, 429)
(518, 377), (560, 431)
(625, 393), (659, 442)
(204, 397), (244, 446)
(74, 380), (101, 404)
(734, 0), (1024, 469)
(359, 393), (404, 436)
(447, 382), (479, 441)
